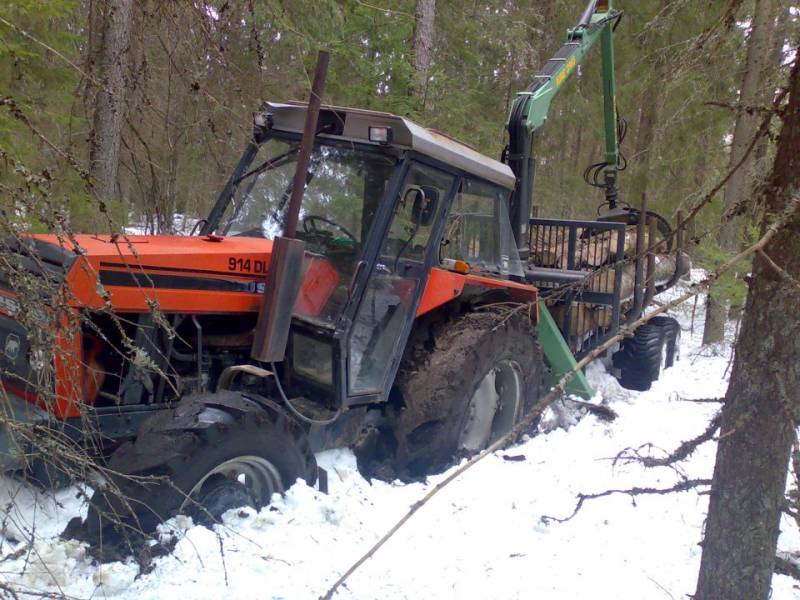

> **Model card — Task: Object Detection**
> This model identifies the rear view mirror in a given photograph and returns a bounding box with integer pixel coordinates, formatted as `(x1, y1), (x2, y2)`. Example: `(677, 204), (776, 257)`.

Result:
(406, 185), (439, 226)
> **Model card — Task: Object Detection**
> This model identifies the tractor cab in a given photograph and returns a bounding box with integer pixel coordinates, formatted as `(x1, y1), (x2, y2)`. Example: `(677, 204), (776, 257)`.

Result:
(202, 102), (524, 409)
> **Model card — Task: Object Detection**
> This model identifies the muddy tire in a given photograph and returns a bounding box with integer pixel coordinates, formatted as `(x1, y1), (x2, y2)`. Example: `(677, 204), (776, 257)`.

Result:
(26, 456), (73, 490)
(385, 309), (545, 479)
(78, 392), (316, 545)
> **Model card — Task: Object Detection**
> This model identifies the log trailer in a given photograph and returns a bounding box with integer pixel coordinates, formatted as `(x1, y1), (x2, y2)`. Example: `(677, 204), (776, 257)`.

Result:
(0, 0), (685, 537)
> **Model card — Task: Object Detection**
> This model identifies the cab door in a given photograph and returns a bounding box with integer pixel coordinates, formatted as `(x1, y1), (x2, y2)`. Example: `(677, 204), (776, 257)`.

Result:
(346, 162), (456, 400)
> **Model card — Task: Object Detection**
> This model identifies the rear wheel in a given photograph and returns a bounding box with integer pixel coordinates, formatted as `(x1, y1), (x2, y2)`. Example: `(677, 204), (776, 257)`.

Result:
(653, 316), (681, 369)
(458, 358), (524, 452)
(78, 392), (316, 544)
(614, 315), (680, 391)
(380, 309), (545, 479)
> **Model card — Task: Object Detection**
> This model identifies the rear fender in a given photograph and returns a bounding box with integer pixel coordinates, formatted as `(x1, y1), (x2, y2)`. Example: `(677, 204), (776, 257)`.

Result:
(416, 267), (538, 320)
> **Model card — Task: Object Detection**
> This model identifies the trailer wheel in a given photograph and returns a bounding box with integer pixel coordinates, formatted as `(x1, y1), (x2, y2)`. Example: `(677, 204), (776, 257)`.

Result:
(614, 316), (680, 391)
(652, 316), (681, 369)
(385, 309), (545, 479)
(78, 392), (315, 544)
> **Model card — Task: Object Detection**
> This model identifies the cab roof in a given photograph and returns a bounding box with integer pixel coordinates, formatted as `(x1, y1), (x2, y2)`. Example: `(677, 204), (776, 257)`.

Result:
(263, 101), (517, 190)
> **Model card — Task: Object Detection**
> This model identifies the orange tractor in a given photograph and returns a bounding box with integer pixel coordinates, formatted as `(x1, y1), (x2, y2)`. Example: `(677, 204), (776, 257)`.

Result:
(0, 1), (683, 537)
(2, 97), (549, 535)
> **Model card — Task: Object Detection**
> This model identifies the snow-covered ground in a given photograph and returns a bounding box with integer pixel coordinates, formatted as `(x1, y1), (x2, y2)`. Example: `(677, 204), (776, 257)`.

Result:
(0, 272), (798, 599)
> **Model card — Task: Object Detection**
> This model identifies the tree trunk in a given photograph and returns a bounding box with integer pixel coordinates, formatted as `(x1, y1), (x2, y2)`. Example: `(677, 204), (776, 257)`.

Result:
(83, 0), (105, 107)
(410, 0), (435, 102)
(88, 0), (133, 207)
(631, 25), (665, 204)
(632, 73), (659, 202)
(694, 49), (800, 600)
(749, 4), (786, 223)
(703, 0), (774, 344)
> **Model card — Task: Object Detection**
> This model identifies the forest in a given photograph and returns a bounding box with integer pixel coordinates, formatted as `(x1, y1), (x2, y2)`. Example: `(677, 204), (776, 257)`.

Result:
(0, 0), (799, 599)
(0, 2), (789, 229)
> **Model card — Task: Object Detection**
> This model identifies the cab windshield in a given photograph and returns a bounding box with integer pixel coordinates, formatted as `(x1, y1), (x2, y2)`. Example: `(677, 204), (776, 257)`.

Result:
(217, 137), (397, 326)
(220, 138), (396, 244)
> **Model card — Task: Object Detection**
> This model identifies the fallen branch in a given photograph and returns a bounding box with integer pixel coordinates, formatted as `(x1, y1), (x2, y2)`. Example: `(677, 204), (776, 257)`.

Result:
(614, 412), (721, 468)
(669, 393), (724, 404)
(540, 478), (711, 524)
(775, 552), (800, 581)
(320, 197), (800, 600)
(563, 398), (618, 421)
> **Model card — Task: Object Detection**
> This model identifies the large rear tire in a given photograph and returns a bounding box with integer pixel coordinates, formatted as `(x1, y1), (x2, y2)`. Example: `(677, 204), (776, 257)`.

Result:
(653, 316), (681, 369)
(614, 315), (680, 391)
(383, 309), (545, 479)
(78, 392), (316, 545)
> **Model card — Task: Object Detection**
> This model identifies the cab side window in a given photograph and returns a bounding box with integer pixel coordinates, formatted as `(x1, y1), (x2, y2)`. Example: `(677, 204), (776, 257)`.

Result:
(441, 178), (522, 277)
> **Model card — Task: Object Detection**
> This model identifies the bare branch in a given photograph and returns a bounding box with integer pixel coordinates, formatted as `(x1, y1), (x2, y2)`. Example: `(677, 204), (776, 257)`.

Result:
(614, 412), (721, 468)
(540, 478), (712, 524)
(757, 248), (800, 292)
(775, 552), (800, 581)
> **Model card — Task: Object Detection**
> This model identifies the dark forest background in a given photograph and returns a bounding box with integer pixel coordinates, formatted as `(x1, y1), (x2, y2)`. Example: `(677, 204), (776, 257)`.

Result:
(0, 1), (796, 272)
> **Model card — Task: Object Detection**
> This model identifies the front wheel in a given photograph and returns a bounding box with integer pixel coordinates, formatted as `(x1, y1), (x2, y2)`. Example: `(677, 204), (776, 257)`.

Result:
(77, 392), (316, 544)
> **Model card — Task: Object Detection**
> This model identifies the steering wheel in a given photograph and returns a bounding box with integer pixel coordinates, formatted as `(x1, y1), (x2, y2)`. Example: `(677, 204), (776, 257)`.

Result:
(302, 215), (358, 248)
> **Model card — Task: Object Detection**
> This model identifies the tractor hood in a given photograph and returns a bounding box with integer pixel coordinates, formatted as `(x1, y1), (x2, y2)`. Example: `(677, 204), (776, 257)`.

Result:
(32, 233), (276, 314)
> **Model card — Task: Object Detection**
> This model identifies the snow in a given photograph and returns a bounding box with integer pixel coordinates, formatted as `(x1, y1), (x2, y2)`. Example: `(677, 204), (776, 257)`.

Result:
(0, 271), (798, 599)
(124, 213), (199, 236)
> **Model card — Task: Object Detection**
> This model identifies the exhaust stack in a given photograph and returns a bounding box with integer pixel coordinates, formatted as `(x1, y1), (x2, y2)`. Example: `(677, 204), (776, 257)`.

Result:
(251, 50), (330, 363)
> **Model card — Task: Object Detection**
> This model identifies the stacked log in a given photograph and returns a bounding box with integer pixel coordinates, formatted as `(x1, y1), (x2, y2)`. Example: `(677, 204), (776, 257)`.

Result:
(585, 251), (690, 300)
(531, 225), (666, 269)
(531, 221), (690, 341)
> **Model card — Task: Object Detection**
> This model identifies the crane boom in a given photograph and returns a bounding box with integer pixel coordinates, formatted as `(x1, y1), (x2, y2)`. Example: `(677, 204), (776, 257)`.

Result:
(505, 0), (623, 256)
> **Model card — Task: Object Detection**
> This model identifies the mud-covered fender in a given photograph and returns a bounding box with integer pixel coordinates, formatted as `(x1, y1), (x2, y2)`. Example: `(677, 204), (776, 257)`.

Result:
(109, 391), (305, 474)
(417, 267), (538, 319)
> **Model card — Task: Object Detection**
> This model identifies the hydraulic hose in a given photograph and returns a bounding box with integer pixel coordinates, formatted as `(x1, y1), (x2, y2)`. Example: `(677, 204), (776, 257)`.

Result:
(270, 362), (342, 426)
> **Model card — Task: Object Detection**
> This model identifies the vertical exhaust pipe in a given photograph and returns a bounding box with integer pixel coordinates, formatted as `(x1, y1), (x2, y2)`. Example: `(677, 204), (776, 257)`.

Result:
(251, 50), (330, 363)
